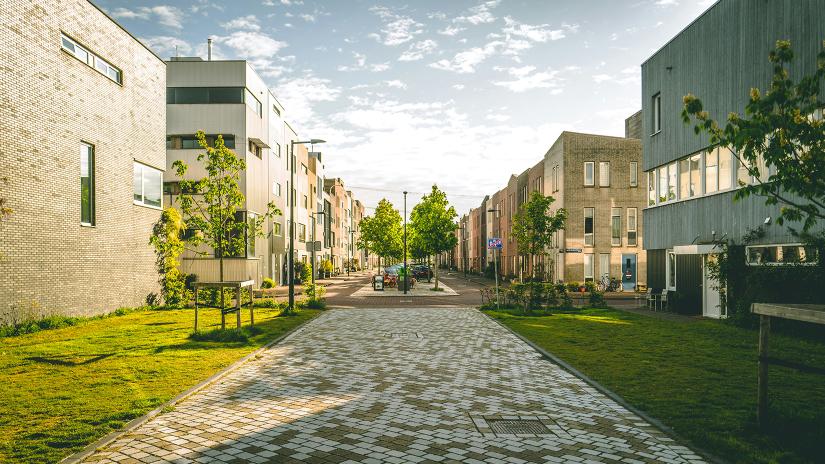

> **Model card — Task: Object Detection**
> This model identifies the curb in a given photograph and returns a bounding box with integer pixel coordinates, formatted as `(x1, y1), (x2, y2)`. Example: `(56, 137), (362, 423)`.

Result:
(481, 310), (727, 464)
(60, 312), (323, 464)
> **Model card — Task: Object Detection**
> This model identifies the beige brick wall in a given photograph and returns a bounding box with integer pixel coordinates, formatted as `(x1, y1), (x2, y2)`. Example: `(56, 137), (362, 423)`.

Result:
(0, 0), (166, 321)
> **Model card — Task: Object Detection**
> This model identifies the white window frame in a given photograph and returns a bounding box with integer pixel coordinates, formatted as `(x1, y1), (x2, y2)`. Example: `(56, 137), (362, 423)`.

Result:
(652, 93), (661, 134)
(599, 161), (610, 187)
(627, 208), (637, 246)
(630, 161), (638, 187)
(584, 162), (595, 186)
(133, 162), (163, 209)
(584, 253), (595, 282)
(61, 33), (122, 85)
(611, 207), (621, 246)
(599, 253), (610, 281)
(584, 207), (594, 247)
(666, 249), (676, 291)
(745, 243), (818, 266)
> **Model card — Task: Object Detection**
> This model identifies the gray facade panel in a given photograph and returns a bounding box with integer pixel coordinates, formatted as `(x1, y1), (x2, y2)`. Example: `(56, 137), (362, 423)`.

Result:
(642, 0), (825, 171)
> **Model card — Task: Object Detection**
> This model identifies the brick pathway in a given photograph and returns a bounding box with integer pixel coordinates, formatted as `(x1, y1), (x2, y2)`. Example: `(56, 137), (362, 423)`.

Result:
(83, 308), (705, 463)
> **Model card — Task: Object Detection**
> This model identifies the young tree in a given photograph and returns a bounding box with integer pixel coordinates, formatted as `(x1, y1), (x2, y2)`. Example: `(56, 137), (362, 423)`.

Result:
(356, 198), (403, 270)
(409, 185), (458, 290)
(172, 131), (279, 310)
(511, 191), (567, 281)
(149, 207), (189, 306)
(683, 39), (825, 236)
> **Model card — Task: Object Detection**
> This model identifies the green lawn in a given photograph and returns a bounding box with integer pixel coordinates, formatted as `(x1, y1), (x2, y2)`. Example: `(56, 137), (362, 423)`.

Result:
(488, 308), (825, 464)
(0, 307), (319, 463)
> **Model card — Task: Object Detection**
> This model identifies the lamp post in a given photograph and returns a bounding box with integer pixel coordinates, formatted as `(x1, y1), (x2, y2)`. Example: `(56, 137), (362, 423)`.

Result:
(349, 226), (357, 275)
(459, 224), (468, 279)
(403, 191), (408, 295)
(310, 211), (325, 289)
(487, 208), (501, 311)
(288, 138), (325, 314)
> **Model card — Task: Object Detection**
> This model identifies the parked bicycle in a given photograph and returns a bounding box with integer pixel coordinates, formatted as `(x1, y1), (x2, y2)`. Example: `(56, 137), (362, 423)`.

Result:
(597, 274), (622, 292)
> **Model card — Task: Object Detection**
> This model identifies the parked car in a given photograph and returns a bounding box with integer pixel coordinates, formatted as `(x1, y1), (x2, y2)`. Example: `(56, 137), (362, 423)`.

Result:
(412, 264), (433, 281)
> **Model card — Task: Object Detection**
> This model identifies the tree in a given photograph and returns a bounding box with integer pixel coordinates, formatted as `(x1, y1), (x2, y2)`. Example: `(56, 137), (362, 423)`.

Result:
(409, 185), (458, 290)
(511, 191), (567, 281)
(172, 131), (279, 310)
(357, 198), (403, 270)
(149, 207), (189, 306)
(682, 39), (825, 236)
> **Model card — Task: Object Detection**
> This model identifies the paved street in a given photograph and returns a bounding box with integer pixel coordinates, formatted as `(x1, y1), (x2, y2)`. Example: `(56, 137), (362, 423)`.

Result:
(83, 306), (703, 464)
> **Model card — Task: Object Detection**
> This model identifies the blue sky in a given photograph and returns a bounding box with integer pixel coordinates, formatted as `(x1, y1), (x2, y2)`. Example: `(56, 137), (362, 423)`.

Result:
(99, 0), (716, 214)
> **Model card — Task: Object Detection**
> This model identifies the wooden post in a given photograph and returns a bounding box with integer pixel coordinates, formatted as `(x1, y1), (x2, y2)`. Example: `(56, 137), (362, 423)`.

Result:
(249, 287), (255, 326)
(221, 286), (226, 330)
(235, 286), (242, 329)
(757, 314), (770, 426)
(194, 286), (199, 332)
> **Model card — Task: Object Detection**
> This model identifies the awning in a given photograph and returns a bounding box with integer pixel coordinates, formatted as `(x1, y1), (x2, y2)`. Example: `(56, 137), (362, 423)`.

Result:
(673, 244), (723, 255)
(248, 137), (271, 149)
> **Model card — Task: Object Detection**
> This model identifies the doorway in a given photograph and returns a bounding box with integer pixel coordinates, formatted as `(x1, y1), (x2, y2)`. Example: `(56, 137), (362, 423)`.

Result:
(702, 254), (723, 318)
(621, 254), (637, 291)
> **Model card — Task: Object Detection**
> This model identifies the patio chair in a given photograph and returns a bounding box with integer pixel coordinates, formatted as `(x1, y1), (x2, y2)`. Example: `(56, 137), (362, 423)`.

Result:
(645, 288), (656, 310)
(658, 289), (669, 312)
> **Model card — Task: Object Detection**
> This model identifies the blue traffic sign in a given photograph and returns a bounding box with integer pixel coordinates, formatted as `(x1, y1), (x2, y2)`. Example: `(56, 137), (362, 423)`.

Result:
(487, 237), (503, 249)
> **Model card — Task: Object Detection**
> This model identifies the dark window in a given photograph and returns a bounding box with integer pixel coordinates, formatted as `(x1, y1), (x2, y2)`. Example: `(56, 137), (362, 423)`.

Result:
(652, 93), (662, 134)
(167, 87), (245, 104)
(80, 142), (95, 225)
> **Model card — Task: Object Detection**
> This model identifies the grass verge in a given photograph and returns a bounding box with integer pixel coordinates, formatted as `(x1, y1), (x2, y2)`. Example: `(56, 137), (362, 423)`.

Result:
(487, 308), (825, 464)
(0, 306), (319, 463)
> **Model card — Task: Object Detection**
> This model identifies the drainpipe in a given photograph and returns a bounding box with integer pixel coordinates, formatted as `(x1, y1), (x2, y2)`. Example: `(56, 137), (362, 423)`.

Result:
(207, 38), (212, 61)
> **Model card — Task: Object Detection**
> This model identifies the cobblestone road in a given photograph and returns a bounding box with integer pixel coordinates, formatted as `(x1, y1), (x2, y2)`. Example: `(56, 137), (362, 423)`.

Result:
(84, 308), (704, 463)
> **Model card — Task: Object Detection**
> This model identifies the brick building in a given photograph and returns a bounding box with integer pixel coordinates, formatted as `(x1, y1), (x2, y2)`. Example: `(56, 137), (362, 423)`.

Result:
(0, 0), (166, 320)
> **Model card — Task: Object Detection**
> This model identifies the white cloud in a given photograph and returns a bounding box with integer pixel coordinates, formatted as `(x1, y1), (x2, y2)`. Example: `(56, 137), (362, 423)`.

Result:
(300, 13), (316, 22)
(140, 36), (192, 58)
(111, 5), (183, 29)
(438, 25), (465, 36)
(502, 17), (578, 43)
(429, 41), (500, 74)
(369, 6), (424, 46)
(591, 67), (640, 85)
(655, 0), (679, 5)
(398, 39), (438, 62)
(592, 74), (613, 83)
(385, 80), (408, 89)
(452, 84), (465, 90)
(223, 15), (260, 31)
(453, 0), (500, 25)
(493, 66), (564, 93)
(218, 31), (287, 58)
(486, 114), (511, 122)
(338, 52), (391, 72)
(275, 75), (341, 124)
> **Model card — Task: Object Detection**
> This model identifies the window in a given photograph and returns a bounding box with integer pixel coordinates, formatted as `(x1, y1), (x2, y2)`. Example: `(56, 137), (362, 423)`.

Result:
(657, 166), (668, 203)
(133, 162), (163, 208)
(611, 208), (621, 246)
(746, 244), (818, 266)
(652, 93), (661, 134)
(627, 208), (637, 246)
(584, 162), (595, 186)
(80, 143), (95, 225)
(274, 143), (281, 158)
(599, 253), (610, 280)
(172, 134), (235, 150)
(273, 221), (282, 236)
(599, 162), (610, 187)
(272, 104), (281, 117)
(303, 195), (308, 209)
(247, 212), (257, 257)
(584, 207), (594, 246)
(658, 163), (676, 203)
(718, 147), (733, 190)
(737, 156), (751, 186)
(678, 154), (700, 200)
(245, 89), (262, 117)
(301, 164), (308, 175)
(298, 223), (306, 242)
(647, 171), (656, 206)
(666, 249), (676, 290)
(249, 140), (262, 158)
(630, 162), (638, 187)
(584, 253), (594, 282)
(705, 148), (719, 193)
(553, 165), (559, 192)
(61, 33), (121, 84)
(167, 87), (245, 104)
(273, 182), (281, 196)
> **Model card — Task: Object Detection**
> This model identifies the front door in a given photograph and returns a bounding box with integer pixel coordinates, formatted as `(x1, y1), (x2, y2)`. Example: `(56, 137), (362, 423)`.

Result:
(621, 254), (636, 291)
(703, 255), (722, 318)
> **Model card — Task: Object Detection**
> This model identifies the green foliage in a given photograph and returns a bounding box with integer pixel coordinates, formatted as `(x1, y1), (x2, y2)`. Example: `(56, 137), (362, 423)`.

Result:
(172, 131), (280, 287)
(261, 278), (275, 289)
(511, 191), (567, 280)
(566, 281), (581, 293)
(588, 290), (606, 308)
(357, 199), (404, 268)
(502, 282), (564, 314)
(683, 39), (825, 235)
(409, 185), (458, 290)
(189, 325), (263, 343)
(149, 207), (190, 306)
(320, 259), (334, 273)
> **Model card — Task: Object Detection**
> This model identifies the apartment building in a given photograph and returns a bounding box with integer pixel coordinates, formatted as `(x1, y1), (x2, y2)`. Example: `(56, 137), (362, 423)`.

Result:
(324, 178), (347, 272)
(0, 0), (166, 320)
(642, 0), (825, 316)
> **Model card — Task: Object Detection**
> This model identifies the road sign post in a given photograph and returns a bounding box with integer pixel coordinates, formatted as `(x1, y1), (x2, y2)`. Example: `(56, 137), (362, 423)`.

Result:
(488, 238), (503, 311)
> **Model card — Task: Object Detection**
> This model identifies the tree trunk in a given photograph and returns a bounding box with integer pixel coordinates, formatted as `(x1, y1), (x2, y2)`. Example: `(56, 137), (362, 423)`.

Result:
(434, 255), (440, 290)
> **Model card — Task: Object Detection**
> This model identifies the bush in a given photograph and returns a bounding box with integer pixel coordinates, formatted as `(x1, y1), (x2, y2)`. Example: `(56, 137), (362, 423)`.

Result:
(584, 281), (597, 293)
(189, 326), (263, 343)
(254, 298), (282, 309)
(566, 282), (581, 293)
(589, 290), (607, 308)
(261, 278), (275, 289)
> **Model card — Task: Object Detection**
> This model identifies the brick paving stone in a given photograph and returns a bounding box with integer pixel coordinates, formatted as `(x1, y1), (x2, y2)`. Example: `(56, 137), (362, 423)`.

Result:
(82, 308), (704, 463)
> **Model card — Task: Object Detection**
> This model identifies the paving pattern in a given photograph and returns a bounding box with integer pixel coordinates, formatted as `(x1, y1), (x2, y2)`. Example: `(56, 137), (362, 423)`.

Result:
(83, 308), (705, 464)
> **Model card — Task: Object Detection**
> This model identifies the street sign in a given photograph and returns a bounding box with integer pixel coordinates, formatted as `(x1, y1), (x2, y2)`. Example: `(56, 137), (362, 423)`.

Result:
(564, 248), (583, 253)
(306, 241), (322, 252)
(487, 238), (503, 249)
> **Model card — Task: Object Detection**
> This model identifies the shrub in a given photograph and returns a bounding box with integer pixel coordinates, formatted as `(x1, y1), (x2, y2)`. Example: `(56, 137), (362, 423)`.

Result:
(149, 207), (191, 306)
(584, 281), (597, 293)
(261, 278), (275, 289)
(589, 290), (607, 308)
(189, 326), (262, 343)
(566, 281), (581, 293)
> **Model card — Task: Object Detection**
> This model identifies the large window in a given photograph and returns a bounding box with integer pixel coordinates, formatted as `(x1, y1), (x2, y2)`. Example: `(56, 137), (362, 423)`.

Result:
(584, 207), (594, 246)
(273, 182), (281, 196)
(247, 212), (257, 257)
(652, 93), (662, 134)
(61, 33), (122, 84)
(553, 165), (559, 192)
(167, 87), (245, 104)
(584, 162), (595, 186)
(245, 89), (262, 117)
(666, 249), (676, 290)
(658, 162), (676, 203)
(298, 223), (306, 242)
(599, 253), (610, 280)
(584, 253), (595, 282)
(627, 208), (637, 246)
(611, 208), (621, 246)
(718, 147), (733, 190)
(705, 148), (719, 193)
(746, 244), (818, 266)
(679, 154), (701, 200)
(133, 162), (163, 208)
(599, 162), (610, 187)
(169, 134), (235, 149)
(630, 161), (638, 187)
(80, 143), (95, 225)
(647, 171), (656, 206)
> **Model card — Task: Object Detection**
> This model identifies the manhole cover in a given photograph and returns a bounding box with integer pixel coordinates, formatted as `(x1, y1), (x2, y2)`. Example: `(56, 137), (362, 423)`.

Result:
(488, 419), (549, 435)
(388, 332), (422, 338)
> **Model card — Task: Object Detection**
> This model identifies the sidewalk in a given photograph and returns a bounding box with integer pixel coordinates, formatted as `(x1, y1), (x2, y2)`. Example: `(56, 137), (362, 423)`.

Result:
(257, 271), (372, 298)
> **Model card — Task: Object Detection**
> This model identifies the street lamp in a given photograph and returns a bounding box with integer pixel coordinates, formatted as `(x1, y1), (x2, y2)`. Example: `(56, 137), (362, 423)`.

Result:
(403, 191), (408, 295)
(310, 211), (325, 289)
(459, 223), (468, 279)
(487, 208), (501, 311)
(348, 226), (357, 276)
(289, 138), (325, 313)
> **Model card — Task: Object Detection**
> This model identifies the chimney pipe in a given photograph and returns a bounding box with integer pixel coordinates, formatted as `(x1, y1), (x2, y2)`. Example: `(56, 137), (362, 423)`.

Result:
(207, 38), (212, 61)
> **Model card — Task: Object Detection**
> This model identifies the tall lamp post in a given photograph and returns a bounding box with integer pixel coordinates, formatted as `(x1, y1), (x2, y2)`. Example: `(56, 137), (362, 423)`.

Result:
(487, 208), (501, 311)
(403, 191), (408, 295)
(349, 226), (357, 274)
(310, 211), (325, 289)
(288, 138), (325, 313)
(459, 224), (468, 278)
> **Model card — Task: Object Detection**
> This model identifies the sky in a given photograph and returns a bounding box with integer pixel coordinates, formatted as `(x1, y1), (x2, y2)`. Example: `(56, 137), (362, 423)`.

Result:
(98, 0), (717, 216)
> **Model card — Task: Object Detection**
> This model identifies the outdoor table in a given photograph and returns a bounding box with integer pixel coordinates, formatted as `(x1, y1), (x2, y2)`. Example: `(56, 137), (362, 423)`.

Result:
(193, 280), (255, 331)
(751, 303), (825, 425)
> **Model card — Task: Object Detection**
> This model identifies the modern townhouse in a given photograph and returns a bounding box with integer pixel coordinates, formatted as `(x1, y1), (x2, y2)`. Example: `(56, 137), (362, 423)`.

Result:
(641, 0), (825, 317)
(324, 178), (347, 272)
(164, 57), (287, 286)
(0, 0), (166, 319)
(352, 199), (366, 269)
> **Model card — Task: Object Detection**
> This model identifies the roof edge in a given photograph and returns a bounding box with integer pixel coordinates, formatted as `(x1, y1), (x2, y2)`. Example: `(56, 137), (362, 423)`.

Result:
(87, 0), (165, 64)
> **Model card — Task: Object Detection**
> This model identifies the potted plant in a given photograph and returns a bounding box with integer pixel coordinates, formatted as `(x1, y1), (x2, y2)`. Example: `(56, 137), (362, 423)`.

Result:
(397, 266), (412, 291)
